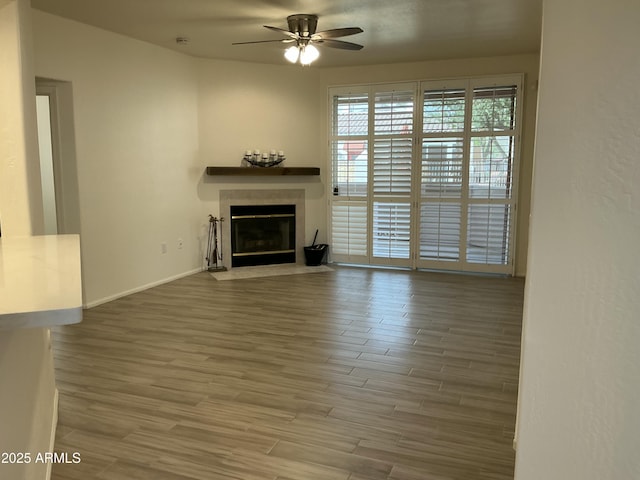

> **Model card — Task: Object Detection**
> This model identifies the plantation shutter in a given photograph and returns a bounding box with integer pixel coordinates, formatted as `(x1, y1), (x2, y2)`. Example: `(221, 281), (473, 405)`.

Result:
(419, 88), (466, 262)
(372, 88), (414, 262)
(330, 90), (369, 262)
(467, 84), (518, 266)
(331, 93), (368, 197)
(331, 203), (368, 257)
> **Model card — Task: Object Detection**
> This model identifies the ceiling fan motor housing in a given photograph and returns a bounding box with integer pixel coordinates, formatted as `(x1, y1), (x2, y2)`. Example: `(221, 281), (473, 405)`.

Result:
(287, 14), (318, 37)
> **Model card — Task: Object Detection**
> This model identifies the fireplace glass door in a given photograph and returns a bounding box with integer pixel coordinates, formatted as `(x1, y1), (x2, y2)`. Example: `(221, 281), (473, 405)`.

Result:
(230, 204), (296, 267)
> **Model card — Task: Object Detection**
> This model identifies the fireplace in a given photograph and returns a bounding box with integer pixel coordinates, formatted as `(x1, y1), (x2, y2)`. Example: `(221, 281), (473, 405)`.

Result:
(220, 189), (305, 269)
(230, 204), (296, 267)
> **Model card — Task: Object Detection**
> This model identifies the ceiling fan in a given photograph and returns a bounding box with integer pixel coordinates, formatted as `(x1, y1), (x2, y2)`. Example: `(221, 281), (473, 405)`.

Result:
(232, 14), (364, 65)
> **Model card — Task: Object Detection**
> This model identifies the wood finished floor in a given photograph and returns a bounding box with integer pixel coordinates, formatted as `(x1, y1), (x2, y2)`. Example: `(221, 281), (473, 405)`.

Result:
(51, 266), (524, 480)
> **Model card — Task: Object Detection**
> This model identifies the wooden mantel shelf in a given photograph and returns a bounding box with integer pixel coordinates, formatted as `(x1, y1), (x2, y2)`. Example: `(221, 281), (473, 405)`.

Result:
(206, 166), (320, 176)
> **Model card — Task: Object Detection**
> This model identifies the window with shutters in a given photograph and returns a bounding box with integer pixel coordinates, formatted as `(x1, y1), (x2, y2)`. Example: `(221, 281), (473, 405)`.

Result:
(371, 88), (414, 262)
(465, 83), (518, 267)
(329, 75), (522, 274)
(330, 90), (369, 262)
(419, 86), (466, 263)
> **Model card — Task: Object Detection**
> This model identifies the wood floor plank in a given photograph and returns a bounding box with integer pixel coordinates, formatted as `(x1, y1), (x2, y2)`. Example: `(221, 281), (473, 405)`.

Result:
(50, 266), (524, 480)
(268, 440), (393, 480)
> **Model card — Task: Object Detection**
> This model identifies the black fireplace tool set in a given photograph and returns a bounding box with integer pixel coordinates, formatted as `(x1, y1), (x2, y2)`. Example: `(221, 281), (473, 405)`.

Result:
(206, 215), (226, 272)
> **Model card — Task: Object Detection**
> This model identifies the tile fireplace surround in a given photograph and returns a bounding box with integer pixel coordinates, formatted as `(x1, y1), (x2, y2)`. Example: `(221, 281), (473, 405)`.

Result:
(220, 189), (305, 270)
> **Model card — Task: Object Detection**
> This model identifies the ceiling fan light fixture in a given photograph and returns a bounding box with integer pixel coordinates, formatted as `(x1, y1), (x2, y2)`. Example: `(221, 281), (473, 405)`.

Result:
(284, 45), (300, 63)
(234, 14), (362, 66)
(299, 44), (319, 65)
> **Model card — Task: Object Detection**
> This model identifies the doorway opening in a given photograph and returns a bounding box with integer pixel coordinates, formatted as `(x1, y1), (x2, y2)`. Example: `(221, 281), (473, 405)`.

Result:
(35, 78), (81, 236)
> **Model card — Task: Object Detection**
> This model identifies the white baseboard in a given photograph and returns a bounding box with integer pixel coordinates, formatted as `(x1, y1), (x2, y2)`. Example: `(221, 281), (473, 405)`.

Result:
(84, 268), (202, 309)
(45, 388), (59, 480)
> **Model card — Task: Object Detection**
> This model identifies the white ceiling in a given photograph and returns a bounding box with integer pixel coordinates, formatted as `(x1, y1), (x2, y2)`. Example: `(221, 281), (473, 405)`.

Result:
(30, 0), (542, 68)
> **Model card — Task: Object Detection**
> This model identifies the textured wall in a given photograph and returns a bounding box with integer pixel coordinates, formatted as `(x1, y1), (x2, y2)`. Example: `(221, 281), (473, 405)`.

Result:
(33, 11), (202, 306)
(515, 0), (640, 478)
(196, 58), (325, 249)
(0, 0), (43, 236)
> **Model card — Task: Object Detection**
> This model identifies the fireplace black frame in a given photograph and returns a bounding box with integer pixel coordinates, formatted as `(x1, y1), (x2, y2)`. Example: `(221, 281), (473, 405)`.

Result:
(230, 204), (296, 267)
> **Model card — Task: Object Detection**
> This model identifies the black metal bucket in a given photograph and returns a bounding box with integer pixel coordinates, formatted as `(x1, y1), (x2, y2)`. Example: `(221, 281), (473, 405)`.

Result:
(303, 244), (328, 266)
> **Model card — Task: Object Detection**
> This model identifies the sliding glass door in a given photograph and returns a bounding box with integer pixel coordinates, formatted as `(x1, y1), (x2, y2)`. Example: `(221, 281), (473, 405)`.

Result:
(329, 75), (522, 274)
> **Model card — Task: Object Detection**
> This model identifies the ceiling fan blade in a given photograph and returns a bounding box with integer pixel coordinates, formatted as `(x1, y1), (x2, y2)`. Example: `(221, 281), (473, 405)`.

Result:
(263, 25), (298, 39)
(232, 39), (292, 45)
(313, 27), (363, 39)
(316, 38), (364, 51)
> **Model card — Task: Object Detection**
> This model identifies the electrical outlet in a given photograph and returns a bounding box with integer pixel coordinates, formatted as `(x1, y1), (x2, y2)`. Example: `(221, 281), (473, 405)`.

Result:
(177, 238), (183, 249)
(161, 242), (167, 254)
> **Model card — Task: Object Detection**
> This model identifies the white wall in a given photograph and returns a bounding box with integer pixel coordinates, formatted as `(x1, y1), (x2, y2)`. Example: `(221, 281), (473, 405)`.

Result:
(33, 11), (203, 306)
(0, 2), (56, 480)
(0, 329), (57, 480)
(196, 59), (326, 247)
(318, 54), (540, 276)
(0, 0), (43, 235)
(515, 1), (640, 478)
